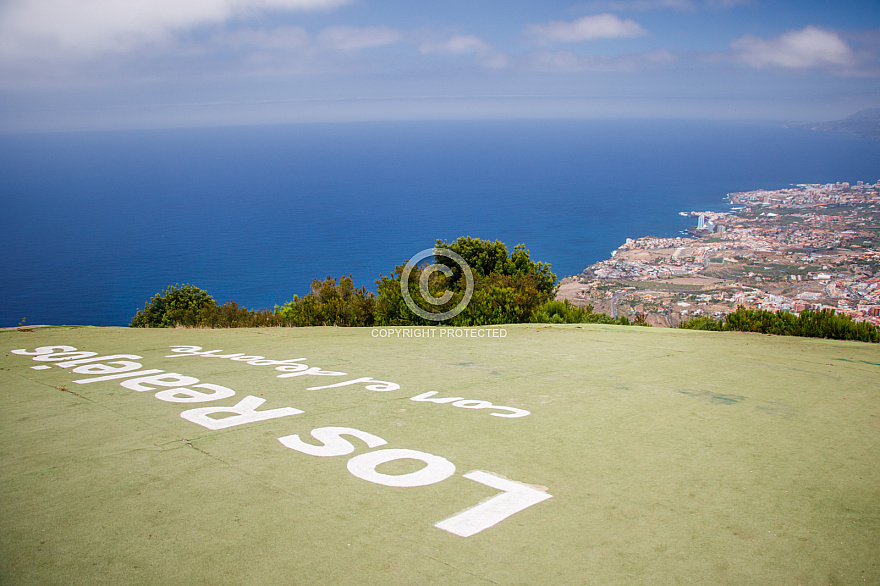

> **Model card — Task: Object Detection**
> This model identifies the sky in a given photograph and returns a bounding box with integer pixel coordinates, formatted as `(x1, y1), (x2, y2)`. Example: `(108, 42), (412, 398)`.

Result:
(0, 0), (878, 132)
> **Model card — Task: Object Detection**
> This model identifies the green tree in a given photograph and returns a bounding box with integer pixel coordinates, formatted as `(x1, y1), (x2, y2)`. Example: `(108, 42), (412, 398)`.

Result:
(436, 237), (557, 298)
(278, 275), (376, 326)
(373, 236), (559, 326)
(130, 284), (217, 328)
(374, 264), (437, 326)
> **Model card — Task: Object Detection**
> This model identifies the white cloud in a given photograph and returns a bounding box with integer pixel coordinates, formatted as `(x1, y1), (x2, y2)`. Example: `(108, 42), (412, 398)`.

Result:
(706, 0), (752, 7)
(218, 27), (310, 52)
(420, 35), (493, 55)
(578, 0), (693, 10)
(523, 48), (675, 72)
(0, 0), (348, 60)
(578, 0), (749, 9)
(730, 26), (856, 70)
(419, 35), (510, 69)
(209, 25), (402, 56)
(317, 26), (403, 51)
(525, 14), (648, 43)
(529, 50), (582, 71)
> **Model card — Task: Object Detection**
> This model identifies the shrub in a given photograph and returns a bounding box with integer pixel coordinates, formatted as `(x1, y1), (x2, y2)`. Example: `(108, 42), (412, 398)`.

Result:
(530, 299), (640, 326)
(373, 264), (438, 326)
(680, 307), (879, 343)
(449, 279), (530, 326)
(679, 315), (724, 331)
(631, 312), (651, 327)
(531, 299), (594, 324)
(131, 238), (661, 330)
(130, 284), (217, 328)
(375, 237), (559, 327)
(437, 237), (557, 298)
(278, 275), (375, 327)
(793, 308), (879, 342)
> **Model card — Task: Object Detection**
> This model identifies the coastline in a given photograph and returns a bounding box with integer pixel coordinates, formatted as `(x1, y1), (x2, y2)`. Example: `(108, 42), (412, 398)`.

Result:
(558, 180), (880, 328)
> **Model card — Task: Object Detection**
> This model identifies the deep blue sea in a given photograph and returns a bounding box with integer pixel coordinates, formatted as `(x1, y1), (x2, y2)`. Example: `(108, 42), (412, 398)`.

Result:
(2, 119), (879, 327)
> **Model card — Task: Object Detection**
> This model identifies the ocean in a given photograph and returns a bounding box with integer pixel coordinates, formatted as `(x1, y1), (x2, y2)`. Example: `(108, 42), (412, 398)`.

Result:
(2, 119), (879, 327)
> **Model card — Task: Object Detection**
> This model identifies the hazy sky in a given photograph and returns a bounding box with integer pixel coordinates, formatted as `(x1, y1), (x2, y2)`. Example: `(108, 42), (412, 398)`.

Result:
(1, 0), (878, 132)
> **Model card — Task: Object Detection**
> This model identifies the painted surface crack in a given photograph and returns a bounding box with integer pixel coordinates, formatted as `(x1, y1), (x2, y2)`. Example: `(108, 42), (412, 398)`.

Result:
(178, 439), (331, 512)
(420, 554), (503, 585)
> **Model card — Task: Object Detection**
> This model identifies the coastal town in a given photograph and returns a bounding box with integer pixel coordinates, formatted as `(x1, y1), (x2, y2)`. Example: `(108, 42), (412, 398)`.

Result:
(558, 181), (880, 328)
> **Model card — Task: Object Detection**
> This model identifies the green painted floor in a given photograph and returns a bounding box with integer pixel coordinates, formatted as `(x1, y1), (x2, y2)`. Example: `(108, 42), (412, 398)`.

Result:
(2, 325), (878, 585)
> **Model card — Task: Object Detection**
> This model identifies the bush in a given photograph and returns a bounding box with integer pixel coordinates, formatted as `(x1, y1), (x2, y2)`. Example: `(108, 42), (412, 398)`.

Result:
(130, 237), (657, 329)
(530, 299), (641, 326)
(631, 312), (651, 327)
(793, 308), (879, 342)
(374, 237), (559, 326)
(373, 264), (438, 326)
(449, 278), (532, 326)
(531, 299), (594, 324)
(437, 237), (557, 298)
(130, 284), (217, 328)
(680, 307), (879, 343)
(678, 315), (724, 331)
(212, 301), (286, 328)
(278, 275), (375, 327)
